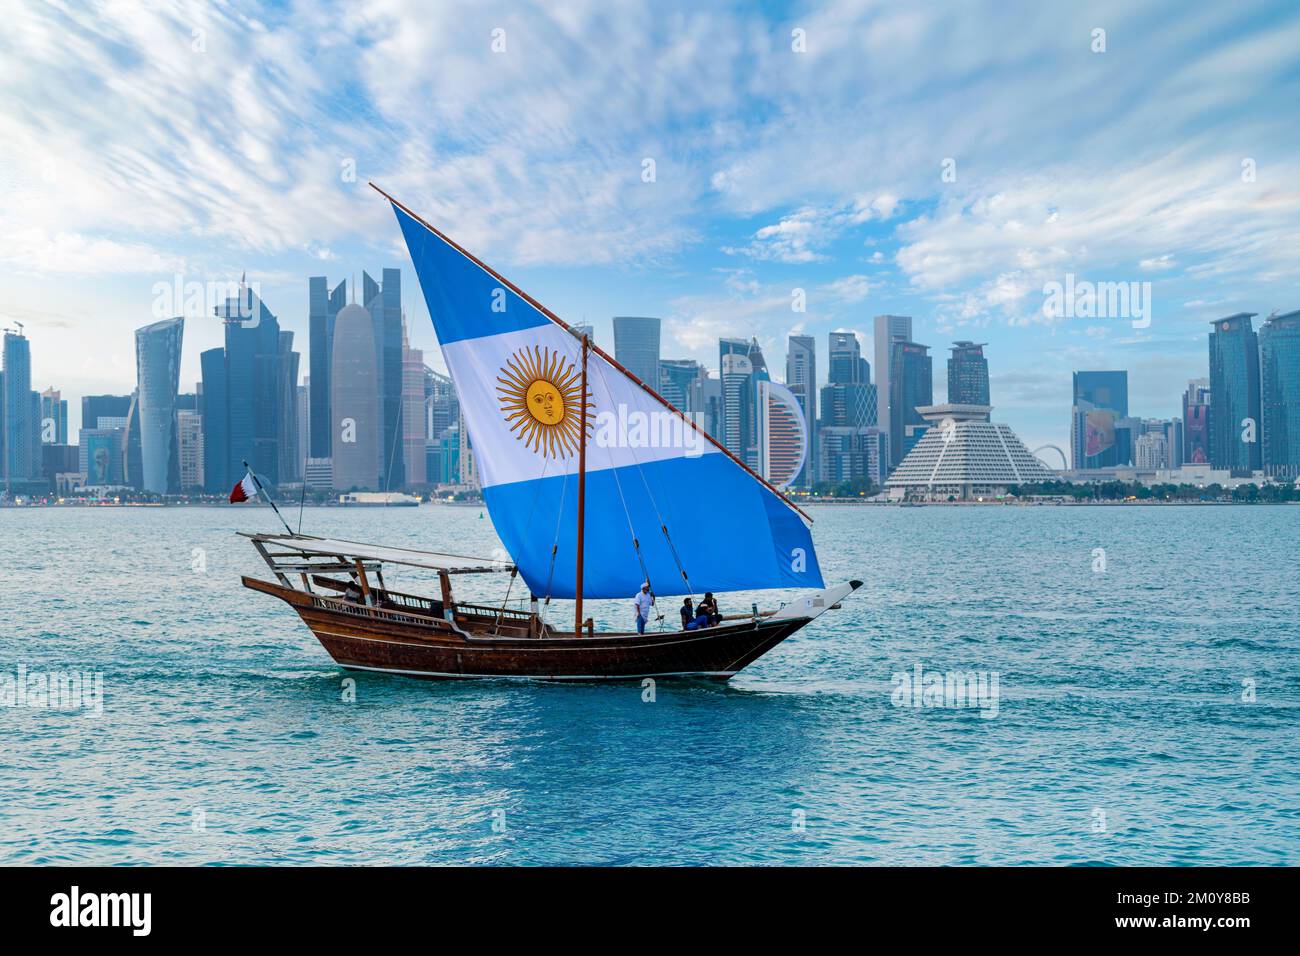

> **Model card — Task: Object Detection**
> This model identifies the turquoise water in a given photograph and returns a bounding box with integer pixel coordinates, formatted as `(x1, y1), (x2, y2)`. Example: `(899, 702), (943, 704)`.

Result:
(1, 503), (1296, 865)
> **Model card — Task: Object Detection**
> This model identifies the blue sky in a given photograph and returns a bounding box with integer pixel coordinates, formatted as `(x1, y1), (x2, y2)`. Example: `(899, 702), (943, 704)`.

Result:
(2, 0), (1298, 451)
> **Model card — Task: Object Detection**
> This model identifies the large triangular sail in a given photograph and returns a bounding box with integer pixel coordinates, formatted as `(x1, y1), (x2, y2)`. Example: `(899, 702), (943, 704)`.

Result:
(378, 186), (824, 599)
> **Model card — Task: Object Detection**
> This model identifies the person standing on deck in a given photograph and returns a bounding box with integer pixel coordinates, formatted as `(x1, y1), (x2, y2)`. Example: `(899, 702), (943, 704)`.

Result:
(633, 582), (655, 634)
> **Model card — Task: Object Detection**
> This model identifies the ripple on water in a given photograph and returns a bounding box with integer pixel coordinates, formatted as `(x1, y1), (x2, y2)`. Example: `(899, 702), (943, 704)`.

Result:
(1, 504), (1297, 865)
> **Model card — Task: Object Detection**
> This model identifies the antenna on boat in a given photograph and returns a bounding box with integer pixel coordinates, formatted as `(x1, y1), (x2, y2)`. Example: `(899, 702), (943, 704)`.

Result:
(242, 460), (296, 537)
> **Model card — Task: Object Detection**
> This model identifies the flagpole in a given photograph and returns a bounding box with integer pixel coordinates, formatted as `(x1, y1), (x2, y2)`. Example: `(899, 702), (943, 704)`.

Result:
(242, 460), (295, 537)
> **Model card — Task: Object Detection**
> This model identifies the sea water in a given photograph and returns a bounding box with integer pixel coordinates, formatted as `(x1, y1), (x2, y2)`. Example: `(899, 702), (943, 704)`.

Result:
(1, 503), (1296, 865)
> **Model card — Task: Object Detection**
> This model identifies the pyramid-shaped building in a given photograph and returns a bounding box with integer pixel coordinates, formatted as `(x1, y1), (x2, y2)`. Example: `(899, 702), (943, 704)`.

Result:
(885, 404), (1053, 501)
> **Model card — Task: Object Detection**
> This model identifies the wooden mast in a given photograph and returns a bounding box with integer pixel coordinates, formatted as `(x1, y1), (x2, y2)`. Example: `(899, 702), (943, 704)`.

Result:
(574, 334), (589, 636)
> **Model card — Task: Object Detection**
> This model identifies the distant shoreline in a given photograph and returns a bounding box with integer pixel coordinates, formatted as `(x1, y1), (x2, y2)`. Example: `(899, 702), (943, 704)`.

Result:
(2, 498), (1295, 509)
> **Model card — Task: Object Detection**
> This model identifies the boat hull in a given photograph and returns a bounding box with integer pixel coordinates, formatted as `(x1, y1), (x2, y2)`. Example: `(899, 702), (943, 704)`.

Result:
(244, 577), (811, 681)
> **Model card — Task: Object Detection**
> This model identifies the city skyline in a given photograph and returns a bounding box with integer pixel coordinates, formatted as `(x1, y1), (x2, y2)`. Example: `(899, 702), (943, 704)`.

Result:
(12, 276), (1296, 496)
(3, 2), (1300, 455)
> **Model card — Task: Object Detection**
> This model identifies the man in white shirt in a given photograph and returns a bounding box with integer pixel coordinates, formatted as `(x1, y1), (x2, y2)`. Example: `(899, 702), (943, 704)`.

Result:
(632, 582), (655, 635)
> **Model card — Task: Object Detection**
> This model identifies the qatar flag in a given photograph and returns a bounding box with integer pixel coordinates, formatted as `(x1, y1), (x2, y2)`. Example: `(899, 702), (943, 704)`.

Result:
(229, 472), (259, 503)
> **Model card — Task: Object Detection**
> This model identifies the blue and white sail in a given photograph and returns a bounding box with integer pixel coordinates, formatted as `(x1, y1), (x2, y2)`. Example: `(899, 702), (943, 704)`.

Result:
(387, 194), (824, 599)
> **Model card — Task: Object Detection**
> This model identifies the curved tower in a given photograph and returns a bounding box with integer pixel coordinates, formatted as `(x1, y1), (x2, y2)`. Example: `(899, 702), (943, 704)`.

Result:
(330, 303), (381, 491)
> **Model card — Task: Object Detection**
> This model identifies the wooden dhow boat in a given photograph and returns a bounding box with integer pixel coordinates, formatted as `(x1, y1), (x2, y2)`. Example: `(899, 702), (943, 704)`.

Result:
(241, 186), (861, 681)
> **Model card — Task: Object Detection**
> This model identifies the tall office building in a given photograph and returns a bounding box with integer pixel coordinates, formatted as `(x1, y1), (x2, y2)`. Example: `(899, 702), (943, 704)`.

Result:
(457, 405), (478, 488)
(426, 367), (458, 445)
(176, 408), (204, 490)
(1070, 370), (1129, 469)
(1208, 313), (1261, 476)
(757, 380), (808, 490)
(40, 388), (68, 445)
(308, 276), (346, 459)
(1134, 431), (1169, 469)
(2, 329), (39, 484)
(201, 282), (285, 491)
(786, 335), (817, 487)
(363, 269), (404, 489)
(613, 316), (661, 388)
(659, 359), (705, 415)
(1182, 379), (1211, 465)
(122, 393), (144, 489)
(135, 316), (184, 493)
(331, 302), (381, 491)
(819, 381), (877, 429)
(277, 330), (301, 484)
(828, 331), (864, 385)
(402, 324), (427, 489)
(720, 353), (754, 464)
(948, 341), (990, 405)
(873, 315), (912, 466)
(1260, 309), (1300, 480)
(718, 337), (768, 466)
(889, 340), (933, 464)
(81, 394), (132, 432)
(296, 380), (311, 469)
(571, 323), (594, 342)
(199, 349), (229, 494)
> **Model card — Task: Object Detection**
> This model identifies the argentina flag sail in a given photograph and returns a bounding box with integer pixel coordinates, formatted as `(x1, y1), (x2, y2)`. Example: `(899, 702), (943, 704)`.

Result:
(380, 187), (824, 599)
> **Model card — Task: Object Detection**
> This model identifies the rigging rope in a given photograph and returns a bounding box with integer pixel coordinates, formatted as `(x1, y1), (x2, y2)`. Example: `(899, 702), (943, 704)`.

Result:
(588, 354), (652, 589)
(590, 351), (693, 597)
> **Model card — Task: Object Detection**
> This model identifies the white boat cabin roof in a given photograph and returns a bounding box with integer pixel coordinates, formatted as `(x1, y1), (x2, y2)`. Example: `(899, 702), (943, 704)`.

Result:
(242, 533), (513, 574)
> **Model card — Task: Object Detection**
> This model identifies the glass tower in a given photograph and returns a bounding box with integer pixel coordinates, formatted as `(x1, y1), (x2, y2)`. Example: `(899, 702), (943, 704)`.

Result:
(1071, 370), (1129, 469)
(1208, 313), (1261, 476)
(1260, 309), (1300, 480)
(2, 330), (37, 482)
(947, 341), (990, 405)
(889, 340), (932, 466)
(308, 276), (346, 459)
(613, 316), (661, 389)
(135, 316), (185, 493)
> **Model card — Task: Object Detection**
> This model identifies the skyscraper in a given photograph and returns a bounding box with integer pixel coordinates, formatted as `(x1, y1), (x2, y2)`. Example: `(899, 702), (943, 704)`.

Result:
(720, 352), (754, 464)
(828, 331), (863, 385)
(718, 337), (768, 466)
(889, 340), (932, 464)
(1182, 379), (1211, 465)
(786, 334), (817, 487)
(365, 269), (404, 489)
(331, 302), (381, 491)
(819, 381), (877, 430)
(40, 388), (67, 445)
(402, 323), (427, 489)
(308, 276), (346, 459)
(135, 316), (184, 493)
(81, 394), (132, 432)
(277, 330), (301, 484)
(659, 359), (705, 414)
(948, 341), (990, 405)
(201, 282), (285, 491)
(757, 380), (808, 490)
(613, 316), (661, 388)
(1260, 309), (1300, 480)
(1071, 370), (1129, 469)
(873, 314), (912, 466)
(176, 407), (204, 490)
(2, 329), (38, 484)
(199, 349), (229, 494)
(1208, 313), (1261, 476)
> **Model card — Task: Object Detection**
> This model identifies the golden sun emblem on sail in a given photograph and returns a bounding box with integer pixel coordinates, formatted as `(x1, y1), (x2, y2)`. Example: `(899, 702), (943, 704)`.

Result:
(496, 345), (591, 458)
